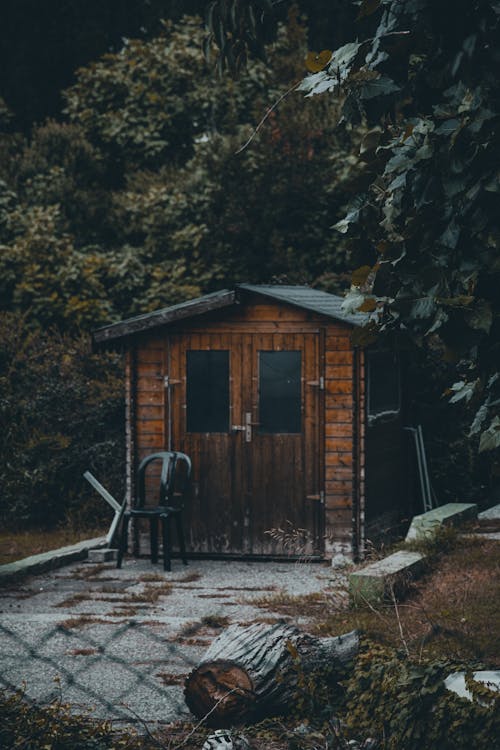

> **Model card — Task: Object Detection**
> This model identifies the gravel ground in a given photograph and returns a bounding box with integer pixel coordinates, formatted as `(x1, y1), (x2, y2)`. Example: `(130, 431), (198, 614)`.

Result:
(0, 557), (349, 726)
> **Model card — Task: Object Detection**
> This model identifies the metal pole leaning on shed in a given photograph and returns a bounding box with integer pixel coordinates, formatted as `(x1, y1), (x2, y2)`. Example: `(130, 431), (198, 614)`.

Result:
(84, 471), (126, 546)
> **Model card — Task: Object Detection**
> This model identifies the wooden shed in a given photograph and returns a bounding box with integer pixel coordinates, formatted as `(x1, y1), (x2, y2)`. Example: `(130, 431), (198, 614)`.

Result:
(94, 284), (409, 561)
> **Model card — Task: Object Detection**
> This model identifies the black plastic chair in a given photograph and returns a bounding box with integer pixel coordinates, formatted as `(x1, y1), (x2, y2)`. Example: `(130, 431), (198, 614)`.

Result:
(117, 451), (191, 571)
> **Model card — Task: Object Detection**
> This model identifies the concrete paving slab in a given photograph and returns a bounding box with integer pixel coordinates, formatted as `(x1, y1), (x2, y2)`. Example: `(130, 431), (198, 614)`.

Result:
(88, 548), (118, 563)
(0, 537), (108, 581)
(405, 503), (477, 541)
(0, 556), (348, 726)
(478, 503), (500, 520)
(349, 551), (425, 604)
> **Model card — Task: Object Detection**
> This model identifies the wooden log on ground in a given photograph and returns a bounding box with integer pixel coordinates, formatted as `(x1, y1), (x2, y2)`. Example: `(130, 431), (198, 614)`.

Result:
(184, 622), (359, 727)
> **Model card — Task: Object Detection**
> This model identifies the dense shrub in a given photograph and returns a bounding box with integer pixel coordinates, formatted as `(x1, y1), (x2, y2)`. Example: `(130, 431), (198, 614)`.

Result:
(343, 642), (500, 749)
(0, 312), (124, 530)
(0, 688), (149, 749)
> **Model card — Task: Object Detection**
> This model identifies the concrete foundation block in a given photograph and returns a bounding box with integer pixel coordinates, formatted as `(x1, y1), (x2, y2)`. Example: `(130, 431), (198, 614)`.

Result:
(87, 548), (117, 563)
(405, 502), (477, 542)
(349, 550), (426, 605)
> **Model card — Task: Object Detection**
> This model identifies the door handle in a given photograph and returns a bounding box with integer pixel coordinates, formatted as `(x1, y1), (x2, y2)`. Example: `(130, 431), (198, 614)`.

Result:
(233, 414), (258, 441)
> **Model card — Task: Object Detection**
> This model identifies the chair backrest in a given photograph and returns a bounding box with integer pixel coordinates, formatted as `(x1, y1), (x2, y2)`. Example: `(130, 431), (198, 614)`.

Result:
(168, 451), (192, 509)
(136, 451), (191, 509)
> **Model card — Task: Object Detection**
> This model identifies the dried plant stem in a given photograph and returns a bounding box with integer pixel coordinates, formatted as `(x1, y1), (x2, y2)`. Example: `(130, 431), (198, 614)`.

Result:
(235, 81), (300, 154)
(389, 584), (410, 657)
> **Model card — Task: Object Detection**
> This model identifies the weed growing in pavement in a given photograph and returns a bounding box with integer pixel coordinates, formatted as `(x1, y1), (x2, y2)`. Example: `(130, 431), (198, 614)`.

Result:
(54, 592), (92, 608)
(200, 614), (230, 629)
(176, 571), (202, 583)
(59, 615), (114, 629)
(120, 582), (173, 604)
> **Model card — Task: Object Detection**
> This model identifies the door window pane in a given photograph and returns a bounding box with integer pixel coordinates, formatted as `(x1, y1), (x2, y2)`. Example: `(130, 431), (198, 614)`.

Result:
(187, 351), (229, 432)
(259, 351), (301, 433)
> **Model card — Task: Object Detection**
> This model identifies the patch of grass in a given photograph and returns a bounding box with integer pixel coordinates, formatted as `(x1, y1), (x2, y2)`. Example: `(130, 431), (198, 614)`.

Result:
(176, 571), (202, 583)
(201, 613), (230, 629)
(315, 537), (500, 664)
(178, 620), (203, 637)
(172, 635), (212, 646)
(221, 585), (278, 592)
(99, 584), (128, 594)
(0, 528), (106, 565)
(156, 671), (185, 685)
(72, 564), (108, 580)
(403, 524), (460, 560)
(54, 592), (92, 608)
(107, 605), (140, 617)
(178, 614), (230, 638)
(138, 572), (166, 583)
(247, 590), (331, 617)
(59, 615), (109, 629)
(197, 592), (232, 599)
(120, 581), (173, 604)
(66, 648), (100, 656)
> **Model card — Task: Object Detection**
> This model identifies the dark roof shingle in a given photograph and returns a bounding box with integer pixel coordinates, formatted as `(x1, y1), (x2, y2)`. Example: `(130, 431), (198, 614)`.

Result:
(93, 284), (366, 344)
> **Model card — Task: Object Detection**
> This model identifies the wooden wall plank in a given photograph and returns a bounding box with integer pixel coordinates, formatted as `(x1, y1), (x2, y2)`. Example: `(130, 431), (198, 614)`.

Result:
(326, 423), (353, 438)
(325, 438), (353, 453)
(326, 351), (353, 365)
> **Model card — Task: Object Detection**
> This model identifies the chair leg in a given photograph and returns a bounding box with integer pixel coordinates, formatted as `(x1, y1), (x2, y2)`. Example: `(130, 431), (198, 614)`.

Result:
(117, 514), (130, 569)
(161, 514), (171, 572)
(150, 518), (159, 564)
(175, 515), (188, 566)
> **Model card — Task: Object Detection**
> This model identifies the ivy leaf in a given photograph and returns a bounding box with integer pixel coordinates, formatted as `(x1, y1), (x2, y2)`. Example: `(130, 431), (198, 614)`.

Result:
(467, 301), (493, 333)
(469, 402), (489, 436)
(333, 205), (361, 233)
(411, 297), (436, 320)
(479, 416), (500, 452)
(359, 297), (378, 312)
(357, 0), (381, 20)
(351, 265), (373, 286)
(448, 380), (477, 404)
(359, 75), (400, 100)
(305, 50), (332, 73)
(341, 288), (365, 314)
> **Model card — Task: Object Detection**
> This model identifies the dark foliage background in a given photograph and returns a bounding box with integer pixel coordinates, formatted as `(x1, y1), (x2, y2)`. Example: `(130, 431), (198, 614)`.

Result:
(0, 313), (124, 530)
(0, 0), (497, 529)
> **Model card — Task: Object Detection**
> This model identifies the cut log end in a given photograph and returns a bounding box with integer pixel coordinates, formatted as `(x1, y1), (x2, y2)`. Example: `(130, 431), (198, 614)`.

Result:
(184, 659), (256, 727)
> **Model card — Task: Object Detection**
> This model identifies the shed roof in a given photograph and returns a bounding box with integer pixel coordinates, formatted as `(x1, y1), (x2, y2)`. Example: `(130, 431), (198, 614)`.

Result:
(93, 284), (366, 344)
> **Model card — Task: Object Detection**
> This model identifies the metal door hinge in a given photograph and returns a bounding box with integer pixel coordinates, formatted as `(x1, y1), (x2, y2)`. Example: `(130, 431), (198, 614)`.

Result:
(306, 377), (324, 390)
(306, 490), (325, 504)
(164, 376), (182, 387)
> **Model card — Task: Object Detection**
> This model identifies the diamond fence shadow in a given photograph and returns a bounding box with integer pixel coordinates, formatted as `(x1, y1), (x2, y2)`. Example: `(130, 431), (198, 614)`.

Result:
(0, 618), (199, 723)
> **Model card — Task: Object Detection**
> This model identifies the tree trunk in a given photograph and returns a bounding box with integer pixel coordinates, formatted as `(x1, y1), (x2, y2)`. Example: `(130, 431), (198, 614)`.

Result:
(184, 622), (359, 727)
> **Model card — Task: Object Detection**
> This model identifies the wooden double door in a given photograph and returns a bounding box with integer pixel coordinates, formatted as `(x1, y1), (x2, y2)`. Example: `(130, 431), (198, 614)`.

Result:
(166, 330), (324, 557)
